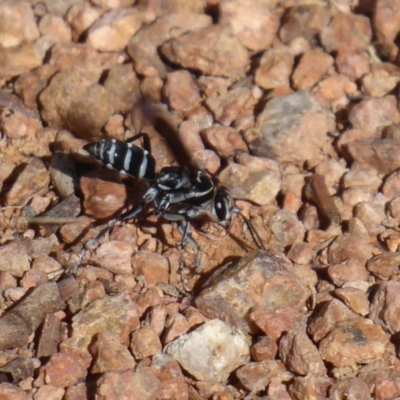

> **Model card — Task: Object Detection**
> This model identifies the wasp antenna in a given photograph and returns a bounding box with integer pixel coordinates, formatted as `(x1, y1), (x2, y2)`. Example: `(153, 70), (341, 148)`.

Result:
(232, 208), (266, 251)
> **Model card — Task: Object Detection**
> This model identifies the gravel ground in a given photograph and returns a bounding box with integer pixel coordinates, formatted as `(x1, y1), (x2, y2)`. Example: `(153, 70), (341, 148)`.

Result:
(0, 0), (400, 399)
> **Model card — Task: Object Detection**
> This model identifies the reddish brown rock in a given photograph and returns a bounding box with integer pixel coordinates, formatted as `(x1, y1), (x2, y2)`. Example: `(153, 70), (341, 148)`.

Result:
(131, 251), (169, 285)
(5, 157), (50, 207)
(0, 383), (29, 400)
(268, 210), (305, 249)
(205, 86), (252, 126)
(103, 63), (140, 113)
(349, 96), (400, 135)
(367, 252), (400, 280)
(71, 293), (140, 347)
(312, 73), (357, 107)
(201, 126), (247, 159)
(334, 287), (369, 316)
(319, 318), (389, 368)
(0, 1), (39, 48)
(236, 360), (286, 393)
(64, 383), (87, 400)
(328, 258), (370, 288)
(388, 198), (400, 223)
(0, 43), (45, 81)
(21, 268), (48, 289)
(329, 377), (372, 400)
(335, 51), (370, 81)
(328, 233), (373, 270)
(39, 14), (72, 42)
(66, 3), (105, 41)
(342, 186), (375, 212)
(279, 323), (326, 376)
(254, 47), (294, 90)
(163, 313), (191, 344)
(196, 251), (310, 333)
(92, 0), (136, 8)
(354, 201), (386, 236)
(220, 0), (279, 52)
(281, 173), (305, 214)
(361, 66), (400, 98)
(251, 336), (278, 361)
(288, 374), (332, 400)
(1, 110), (42, 140)
(162, 70), (200, 113)
(292, 49), (334, 91)
(41, 353), (87, 387)
(151, 354), (189, 400)
(218, 153), (281, 205)
(14, 64), (57, 108)
(279, 4), (331, 45)
(373, 0), (400, 60)
(252, 91), (335, 167)
(89, 331), (135, 373)
(382, 170), (400, 199)
(347, 139), (400, 175)
(359, 367), (400, 400)
(130, 326), (162, 359)
(81, 172), (127, 220)
(46, 42), (118, 76)
(308, 298), (358, 342)
(251, 306), (307, 342)
(160, 25), (249, 79)
(370, 281), (400, 334)
(93, 240), (133, 275)
(127, 13), (212, 78)
(39, 69), (114, 138)
(34, 385), (65, 400)
(320, 13), (372, 53)
(96, 369), (160, 400)
(87, 8), (143, 52)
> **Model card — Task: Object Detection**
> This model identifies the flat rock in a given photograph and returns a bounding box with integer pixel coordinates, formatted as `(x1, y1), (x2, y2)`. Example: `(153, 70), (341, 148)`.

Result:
(279, 323), (326, 376)
(160, 25), (249, 79)
(347, 138), (400, 175)
(292, 49), (334, 91)
(89, 331), (136, 373)
(319, 318), (389, 368)
(250, 91), (335, 167)
(196, 251), (310, 333)
(218, 153), (281, 205)
(254, 47), (294, 90)
(71, 293), (140, 347)
(279, 4), (331, 45)
(320, 13), (372, 53)
(39, 70), (114, 138)
(5, 158), (50, 206)
(127, 12), (212, 78)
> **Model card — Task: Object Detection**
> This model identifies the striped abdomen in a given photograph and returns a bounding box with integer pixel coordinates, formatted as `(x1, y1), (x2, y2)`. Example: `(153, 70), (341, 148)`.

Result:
(84, 139), (156, 180)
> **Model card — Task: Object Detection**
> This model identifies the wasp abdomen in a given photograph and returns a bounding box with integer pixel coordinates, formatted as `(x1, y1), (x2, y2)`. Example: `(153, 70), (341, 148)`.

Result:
(83, 139), (156, 180)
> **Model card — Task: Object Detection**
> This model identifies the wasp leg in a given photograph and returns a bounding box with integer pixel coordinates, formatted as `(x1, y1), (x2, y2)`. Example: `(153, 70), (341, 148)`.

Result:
(72, 202), (147, 275)
(177, 219), (201, 269)
(125, 132), (151, 153)
(232, 207), (266, 251)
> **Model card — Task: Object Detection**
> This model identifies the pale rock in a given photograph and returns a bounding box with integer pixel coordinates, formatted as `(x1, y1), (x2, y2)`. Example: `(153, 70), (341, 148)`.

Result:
(164, 319), (250, 382)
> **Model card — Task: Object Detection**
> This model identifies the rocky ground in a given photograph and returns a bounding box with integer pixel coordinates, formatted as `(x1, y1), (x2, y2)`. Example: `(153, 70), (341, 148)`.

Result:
(0, 0), (400, 399)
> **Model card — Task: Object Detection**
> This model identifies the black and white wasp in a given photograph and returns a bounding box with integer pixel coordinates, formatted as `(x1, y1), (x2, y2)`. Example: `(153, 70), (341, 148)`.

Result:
(79, 132), (265, 285)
